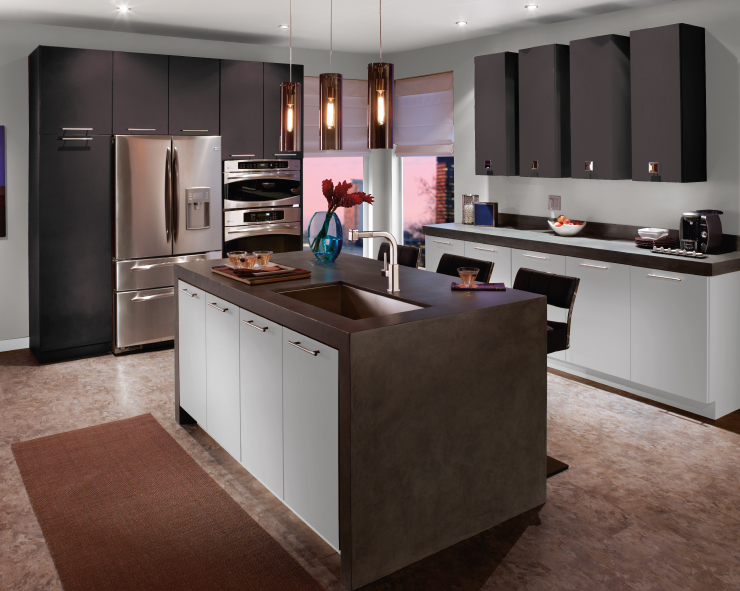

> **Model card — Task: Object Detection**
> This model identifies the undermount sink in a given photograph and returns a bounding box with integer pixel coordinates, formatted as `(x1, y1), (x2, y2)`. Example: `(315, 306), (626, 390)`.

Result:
(278, 282), (427, 320)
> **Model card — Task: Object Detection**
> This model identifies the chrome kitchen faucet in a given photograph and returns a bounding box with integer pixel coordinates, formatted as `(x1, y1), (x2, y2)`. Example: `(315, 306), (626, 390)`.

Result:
(348, 229), (400, 294)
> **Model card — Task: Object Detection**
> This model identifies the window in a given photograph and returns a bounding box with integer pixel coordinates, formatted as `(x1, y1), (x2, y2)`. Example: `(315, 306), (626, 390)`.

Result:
(303, 157), (365, 256)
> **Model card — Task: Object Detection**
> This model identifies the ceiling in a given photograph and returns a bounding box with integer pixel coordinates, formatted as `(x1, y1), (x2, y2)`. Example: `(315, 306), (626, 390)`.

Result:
(0, 0), (674, 54)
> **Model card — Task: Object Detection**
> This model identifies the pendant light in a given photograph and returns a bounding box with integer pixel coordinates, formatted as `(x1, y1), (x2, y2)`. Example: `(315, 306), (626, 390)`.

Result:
(280, 0), (302, 153)
(368, 0), (394, 149)
(320, 0), (343, 150)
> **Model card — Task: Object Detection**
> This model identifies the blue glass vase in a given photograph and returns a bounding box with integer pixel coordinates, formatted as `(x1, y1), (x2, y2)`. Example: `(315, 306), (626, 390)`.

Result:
(307, 211), (343, 263)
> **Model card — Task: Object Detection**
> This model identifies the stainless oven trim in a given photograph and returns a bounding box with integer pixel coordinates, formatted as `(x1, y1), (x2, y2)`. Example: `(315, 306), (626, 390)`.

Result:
(224, 223), (302, 240)
(223, 158), (301, 173)
(224, 170), (301, 182)
(224, 207), (302, 228)
(223, 195), (301, 210)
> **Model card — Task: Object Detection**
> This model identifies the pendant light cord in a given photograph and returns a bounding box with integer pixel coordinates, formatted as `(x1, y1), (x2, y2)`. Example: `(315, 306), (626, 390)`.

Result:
(330, 0), (333, 73)
(289, 0), (293, 83)
(379, 0), (382, 61)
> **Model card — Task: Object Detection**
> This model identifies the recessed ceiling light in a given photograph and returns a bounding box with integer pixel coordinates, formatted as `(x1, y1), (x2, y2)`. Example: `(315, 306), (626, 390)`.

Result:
(117, 5), (131, 12)
(456, 21), (468, 26)
(525, 4), (539, 10)
(279, 24), (290, 29)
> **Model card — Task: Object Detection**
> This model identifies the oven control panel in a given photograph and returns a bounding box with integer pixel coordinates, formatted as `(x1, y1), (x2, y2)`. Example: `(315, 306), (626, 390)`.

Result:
(238, 161), (288, 170)
(244, 210), (285, 223)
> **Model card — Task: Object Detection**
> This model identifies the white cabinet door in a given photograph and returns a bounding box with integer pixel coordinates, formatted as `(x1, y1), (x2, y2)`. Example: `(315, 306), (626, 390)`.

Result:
(240, 308), (284, 498)
(424, 236), (464, 272)
(178, 281), (207, 425)
(565, 258), (631, 380)
(205, 294), (241, 460)
(464, 242), (512, 286)
(512, 249), (568, 359)
(631, 267), (708, 402)
(282, 328), (339, 550)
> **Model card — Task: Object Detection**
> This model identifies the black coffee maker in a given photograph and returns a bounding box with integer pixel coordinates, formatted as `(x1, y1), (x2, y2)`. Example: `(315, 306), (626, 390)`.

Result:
(680, 210), (723, 253)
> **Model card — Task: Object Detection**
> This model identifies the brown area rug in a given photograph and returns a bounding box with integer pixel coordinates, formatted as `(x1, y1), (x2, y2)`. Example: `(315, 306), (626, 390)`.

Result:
(546, 455), (569, 478)
(12, 414), (323, 591)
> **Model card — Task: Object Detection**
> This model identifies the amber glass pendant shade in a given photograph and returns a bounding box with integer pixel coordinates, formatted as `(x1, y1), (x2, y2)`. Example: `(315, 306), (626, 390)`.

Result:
(368, 62), (394, 149)
(319, 73), (343, 151)
(280, 81), (302, 153)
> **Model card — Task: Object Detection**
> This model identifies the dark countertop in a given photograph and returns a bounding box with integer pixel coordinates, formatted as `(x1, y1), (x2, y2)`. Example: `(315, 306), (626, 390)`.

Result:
(424, 223), (740, 277)
(174, 250), (541, 348)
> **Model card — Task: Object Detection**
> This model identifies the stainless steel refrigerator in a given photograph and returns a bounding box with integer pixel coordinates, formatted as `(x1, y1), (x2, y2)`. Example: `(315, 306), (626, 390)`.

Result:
(113, 135), (223, 354)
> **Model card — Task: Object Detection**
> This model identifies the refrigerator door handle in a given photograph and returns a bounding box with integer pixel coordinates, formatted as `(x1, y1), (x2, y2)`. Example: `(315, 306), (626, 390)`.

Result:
(172, 147), (180, 243)
(165, 147), (172, 243)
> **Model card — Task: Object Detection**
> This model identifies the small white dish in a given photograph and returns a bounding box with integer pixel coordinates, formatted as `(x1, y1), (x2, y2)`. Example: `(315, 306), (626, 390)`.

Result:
(548, 220), (587, 237)
(638, 228), (669, 240)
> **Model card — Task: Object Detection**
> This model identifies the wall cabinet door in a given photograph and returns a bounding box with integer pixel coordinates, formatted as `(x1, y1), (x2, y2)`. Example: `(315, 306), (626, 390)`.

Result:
(37, 46), (112, 135)
(631, 268), (708, 402)
(178, 281), (207, 425)
(113, 52), (169, 135)
(240, 308), (283, 498)
(512, 249), (567, 360)
(205, 295), (241, 459)
(221, 60), (264, 159)
(169, 56), (220, 136)
(36, 135), (112, 353)
(283, 328), (339, 550)
(565, 258), (631, 379)
(424, 236), (465, 272)
(464, 241), (512, 286)
(264, 62), (304, 157)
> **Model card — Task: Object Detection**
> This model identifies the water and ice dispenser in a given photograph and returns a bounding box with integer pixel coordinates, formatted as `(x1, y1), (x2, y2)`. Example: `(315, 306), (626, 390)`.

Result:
(186, 187), (211, 230)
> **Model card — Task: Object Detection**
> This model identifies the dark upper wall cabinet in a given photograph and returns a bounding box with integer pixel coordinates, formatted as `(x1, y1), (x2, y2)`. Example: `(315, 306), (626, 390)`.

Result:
(631, 24), (706, 183)
(221, 60), (264, 159)
(169, 56), (220, 136)
(570, 35), (631, 180)
(113, 52), (169, 135)
(35, 46), (112, 136)
(264, 62), (304, 157)
(519, 44), (571, 178)
(474, 52), (519, 176)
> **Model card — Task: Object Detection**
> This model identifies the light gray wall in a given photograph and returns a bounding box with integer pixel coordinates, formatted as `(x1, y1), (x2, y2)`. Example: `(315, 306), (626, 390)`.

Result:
(0, 21), (373, 343)
(386, 0), (740, 235)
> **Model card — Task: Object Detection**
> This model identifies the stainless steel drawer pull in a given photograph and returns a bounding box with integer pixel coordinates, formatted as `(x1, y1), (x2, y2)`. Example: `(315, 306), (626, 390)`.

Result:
(474, 247), (497, 253)
(523, 254), (548, 260)
(207, 302), (229, 312)
(648, 274), (681, 282)
(242, 319), (268, 332)
(288, 341), (319, 356)
(276, 153), (298, 157)
(231, 154), (256, 157)
(62, 128), (93, 131)
(580, 263), (608, 270)
(132, 261), (176, 271)
(433, 240), (451, 245)
(181, 129), (208, 132)
(128, 128), (156, 131)
(132, 290), (175, 302)
(179, 288), (197, 298)
(62, 137), (93, 141)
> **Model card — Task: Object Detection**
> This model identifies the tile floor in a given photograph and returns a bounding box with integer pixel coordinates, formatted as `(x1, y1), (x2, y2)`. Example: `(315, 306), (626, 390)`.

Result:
(2, 348), (740, 590)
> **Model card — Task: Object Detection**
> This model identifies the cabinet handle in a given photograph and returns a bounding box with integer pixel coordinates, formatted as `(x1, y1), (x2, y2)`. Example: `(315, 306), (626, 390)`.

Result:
(231, 154), (256, 157)
(181, 129), (209, 132)
(433, 240), (451, 245)
(179, 288), (197, 298)
(648, 273), (681, 282)
(128, 128), (156, 131)
(132, 289), (175, 302)
(61, 137), (93, 141)
(288, 341), (319, 356)
(275, 153), (298, 157)
(580, 263), (608, 270)
(523, 254), (547, 260)
(207, 302), (229, 312)
(242, 319), (268, 332)
(474, 246), (497, 253)
(61, 128), (92, 131)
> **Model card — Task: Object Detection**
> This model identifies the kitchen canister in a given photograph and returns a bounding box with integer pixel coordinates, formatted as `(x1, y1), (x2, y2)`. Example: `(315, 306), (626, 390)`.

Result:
(462, 194), (479, 225)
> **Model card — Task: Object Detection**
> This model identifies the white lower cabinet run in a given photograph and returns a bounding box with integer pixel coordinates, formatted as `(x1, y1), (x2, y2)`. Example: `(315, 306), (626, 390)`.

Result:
(565, 258), (631, 380)
(205, 295), (242, 461)
(239, 309), (284, 499)
(282, 329), (340, 550)
(464, 241), (512, 286)
(424, 236), (464, 271)
(178, 281), (207, 426)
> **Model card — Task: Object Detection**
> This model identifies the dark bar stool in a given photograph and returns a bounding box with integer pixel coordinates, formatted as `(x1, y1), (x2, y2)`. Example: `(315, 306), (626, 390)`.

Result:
(377, 243), (421, 269)
(513, 267), (580, 478)
(435, 254), (494, 283)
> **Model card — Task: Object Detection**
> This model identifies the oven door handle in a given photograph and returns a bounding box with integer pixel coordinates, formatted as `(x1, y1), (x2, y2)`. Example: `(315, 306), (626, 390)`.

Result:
(226, 223), (301, 238)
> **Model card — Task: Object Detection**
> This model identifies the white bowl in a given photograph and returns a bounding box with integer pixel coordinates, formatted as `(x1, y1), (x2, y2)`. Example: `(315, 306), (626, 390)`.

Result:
(548, 220), (587, 237)
(638, 228), (669, 240)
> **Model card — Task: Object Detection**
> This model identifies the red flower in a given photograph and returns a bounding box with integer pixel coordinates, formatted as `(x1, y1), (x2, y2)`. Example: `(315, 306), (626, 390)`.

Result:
(321, 179), (374, 213)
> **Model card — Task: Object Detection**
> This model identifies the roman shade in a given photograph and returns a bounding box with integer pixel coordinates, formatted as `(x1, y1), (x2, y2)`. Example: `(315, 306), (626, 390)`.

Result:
(394, 71), (454, 157)
(304, 77), (369, 157)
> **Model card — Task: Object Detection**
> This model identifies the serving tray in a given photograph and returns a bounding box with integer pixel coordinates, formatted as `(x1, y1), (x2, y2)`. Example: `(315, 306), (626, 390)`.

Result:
(212, 264), (311, 285)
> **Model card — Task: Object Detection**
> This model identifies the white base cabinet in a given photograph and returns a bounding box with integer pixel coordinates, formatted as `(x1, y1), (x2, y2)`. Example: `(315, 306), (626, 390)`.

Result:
(282, 329), (339, 550)
(178, 281), (207, 425)
(424, 236), (464, 271)
(464, 241), (512, 286)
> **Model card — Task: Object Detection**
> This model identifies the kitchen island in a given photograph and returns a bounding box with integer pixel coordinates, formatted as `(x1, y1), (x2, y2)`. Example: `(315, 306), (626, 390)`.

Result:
(174, 250), (547, 590)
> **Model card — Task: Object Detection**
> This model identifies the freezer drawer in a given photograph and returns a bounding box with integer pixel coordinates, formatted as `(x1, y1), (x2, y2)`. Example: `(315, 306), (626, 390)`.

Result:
(115, 251), (222, 291)
(114, 287), (175, 350)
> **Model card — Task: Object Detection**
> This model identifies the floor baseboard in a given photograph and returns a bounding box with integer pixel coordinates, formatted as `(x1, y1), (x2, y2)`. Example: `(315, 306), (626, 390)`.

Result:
(0, 337), (30, 353)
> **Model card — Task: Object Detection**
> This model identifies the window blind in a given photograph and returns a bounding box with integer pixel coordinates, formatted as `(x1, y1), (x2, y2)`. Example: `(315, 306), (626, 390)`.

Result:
(304, 77), (370, 157)
(394, 71), (454, 157)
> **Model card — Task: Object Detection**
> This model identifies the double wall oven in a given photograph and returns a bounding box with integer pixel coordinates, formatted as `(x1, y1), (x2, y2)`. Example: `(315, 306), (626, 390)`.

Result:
(223, 159), (303, 253)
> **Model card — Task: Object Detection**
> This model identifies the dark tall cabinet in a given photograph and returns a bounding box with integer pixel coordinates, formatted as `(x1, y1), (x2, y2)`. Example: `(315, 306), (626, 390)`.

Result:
(518, 44), (571, 178)
(631, 24), (706, 183)
(220, 60), (264, 159)
(474, 52), (519, 176)
(570, 35), (631, 180)
(169, 56), (220, 136)
(113, 52), (169, 135)
(264, 62), (304, 157)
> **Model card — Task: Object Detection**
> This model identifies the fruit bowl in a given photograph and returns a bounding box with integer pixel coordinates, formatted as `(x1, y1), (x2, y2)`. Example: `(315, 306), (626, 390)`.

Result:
(637, 228), (669, 240)
(548, 219), (587, 237)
